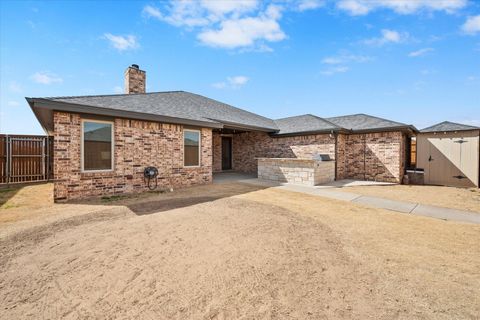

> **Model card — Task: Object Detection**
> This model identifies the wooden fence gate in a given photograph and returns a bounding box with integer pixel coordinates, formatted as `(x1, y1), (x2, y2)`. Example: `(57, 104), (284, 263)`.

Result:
(0, 135), (53, 185)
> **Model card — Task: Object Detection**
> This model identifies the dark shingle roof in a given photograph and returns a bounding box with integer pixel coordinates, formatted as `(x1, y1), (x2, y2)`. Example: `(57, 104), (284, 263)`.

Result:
(326, 113), (411, 131)
(43, 91), (278, 131)
(421, 121), (480, 133)
(273, 114), (340, 135)
(28, 91), (417, 135)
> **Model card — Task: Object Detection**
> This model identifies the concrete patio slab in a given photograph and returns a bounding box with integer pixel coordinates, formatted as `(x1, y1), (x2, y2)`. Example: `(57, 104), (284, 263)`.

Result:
(316, 179), (396, 189)
(239, 178), (479, 224)
(213, 172), (257, 184)
(279, 185), (361, 202)
(352, 196), (417, 213)
(412, 204), (480, 224)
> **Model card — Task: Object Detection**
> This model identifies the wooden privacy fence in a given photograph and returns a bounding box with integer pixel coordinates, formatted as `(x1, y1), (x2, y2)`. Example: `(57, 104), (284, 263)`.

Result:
(0, 135), (53, 184)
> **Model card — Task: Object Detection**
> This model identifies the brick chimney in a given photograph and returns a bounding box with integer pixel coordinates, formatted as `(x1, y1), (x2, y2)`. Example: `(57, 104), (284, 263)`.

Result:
(124, 64), (146, 94)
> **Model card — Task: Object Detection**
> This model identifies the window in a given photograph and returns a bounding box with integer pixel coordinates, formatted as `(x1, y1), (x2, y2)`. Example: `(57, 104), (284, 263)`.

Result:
(184, 129), (200, 167)
(82, 120), (113, 171)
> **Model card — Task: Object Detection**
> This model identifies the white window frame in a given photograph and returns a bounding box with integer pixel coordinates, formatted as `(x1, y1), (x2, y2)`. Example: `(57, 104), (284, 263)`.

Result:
(81, 119), (114, 173)
(183, 129), (201, 167)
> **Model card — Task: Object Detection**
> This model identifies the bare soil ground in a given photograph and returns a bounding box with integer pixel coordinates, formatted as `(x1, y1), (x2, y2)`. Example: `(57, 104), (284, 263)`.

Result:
(1, 183), (479, 319)
(339, 184), (480, 213)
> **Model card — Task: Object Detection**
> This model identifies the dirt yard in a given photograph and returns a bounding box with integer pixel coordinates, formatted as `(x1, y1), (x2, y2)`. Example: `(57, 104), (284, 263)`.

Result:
(1, 183), (479, 319)
(340, 184), (480, 213)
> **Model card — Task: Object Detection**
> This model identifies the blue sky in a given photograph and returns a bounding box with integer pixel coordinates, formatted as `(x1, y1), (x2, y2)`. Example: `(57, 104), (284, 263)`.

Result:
(1, 0), (479, 135)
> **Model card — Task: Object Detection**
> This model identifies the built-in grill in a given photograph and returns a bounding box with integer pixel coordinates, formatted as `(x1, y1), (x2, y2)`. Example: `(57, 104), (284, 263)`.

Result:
(312, 154), (332, 161)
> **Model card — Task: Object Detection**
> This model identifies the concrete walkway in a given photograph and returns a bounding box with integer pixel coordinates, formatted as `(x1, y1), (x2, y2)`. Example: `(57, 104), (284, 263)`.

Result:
(240, 178), (480, 224)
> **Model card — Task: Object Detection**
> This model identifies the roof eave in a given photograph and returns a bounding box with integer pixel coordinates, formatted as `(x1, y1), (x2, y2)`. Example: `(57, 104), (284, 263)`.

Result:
(349, 125), (418, 134)
(271, 128), (345, 137)
(215, 119), (278, 133)
(28, 98), (224, 130)
(26, 97), (52, 135)
(420, 128), (480, 134)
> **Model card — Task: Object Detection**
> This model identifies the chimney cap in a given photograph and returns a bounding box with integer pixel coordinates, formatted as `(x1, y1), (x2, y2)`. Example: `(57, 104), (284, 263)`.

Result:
(131, 64), (139, 69)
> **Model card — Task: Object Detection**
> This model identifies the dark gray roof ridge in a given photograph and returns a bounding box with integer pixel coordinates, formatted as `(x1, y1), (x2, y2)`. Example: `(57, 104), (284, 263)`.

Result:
(306, 113), (343, 129)
(273, 114), (341, 135)
(186, 91), (277, 129)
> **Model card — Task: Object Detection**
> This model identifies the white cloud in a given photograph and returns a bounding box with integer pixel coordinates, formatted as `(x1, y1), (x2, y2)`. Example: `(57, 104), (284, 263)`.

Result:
(198, 6), (285, 49)
(103, 33), (138, 51)
(364, 29), (408, 46)
(228, 76), (249, 86)
(296, 0), (324, 11)
(321, 66), (349, 76)
(30, 72), (63, 85)
(322, 53), (372, 64)
(200, 0), (258, 16)
(337, 0), (467, 16)
(143, 5), (162, 19)
(143, 2), (210, 27)
(337, 0), (370, 15)
(212, 75), (249, 89)
(113, 86), (123, 94)
(7, 101), (20, 107)
(212, 82), (227, 89)
(462, 15), (480, 35)
(8, 81), (22, 93)
(320, 52), (371, 75)
(408, 47), (434, 57)
(143, 2), (286, 51)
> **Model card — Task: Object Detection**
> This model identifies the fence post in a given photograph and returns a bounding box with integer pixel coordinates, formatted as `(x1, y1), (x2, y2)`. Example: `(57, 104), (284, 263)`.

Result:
(5, 135), (9, 185)
(46, 137), (49, 181)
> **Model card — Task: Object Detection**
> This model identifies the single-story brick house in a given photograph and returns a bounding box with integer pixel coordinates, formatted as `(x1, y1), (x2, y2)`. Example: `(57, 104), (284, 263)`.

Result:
(28, 65), (417, 201)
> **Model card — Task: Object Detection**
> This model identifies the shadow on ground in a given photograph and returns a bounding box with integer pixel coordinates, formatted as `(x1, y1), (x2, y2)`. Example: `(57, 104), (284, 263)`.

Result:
(68, 182), (269, 216)
(127, 184), (268, 215)
(129, 196), (224, 215)
(0, 187), (21, 208)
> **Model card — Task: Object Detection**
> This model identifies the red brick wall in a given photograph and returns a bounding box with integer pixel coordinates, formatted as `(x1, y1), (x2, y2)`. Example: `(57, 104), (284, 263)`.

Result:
(336, 133), (347, 180)
(212, 133), (223, 173)
(213, 130), (406, 183)
(340, 132), (406, 183)
(226, 131), (336, 173)
(53, 112), (212, 201)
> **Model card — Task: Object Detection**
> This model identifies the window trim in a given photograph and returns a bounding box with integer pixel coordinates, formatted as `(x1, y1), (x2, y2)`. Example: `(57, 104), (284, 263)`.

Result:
(183, 129), (201, 168)
(81, 119), (115, 173)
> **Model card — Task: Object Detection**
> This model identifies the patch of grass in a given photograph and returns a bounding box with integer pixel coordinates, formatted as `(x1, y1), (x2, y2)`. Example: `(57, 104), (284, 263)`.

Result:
(0, 187), (19, 207)
(0, 188), (16, 194)
(1, 203), (18, 210)
(100, 195), (128, 203)
(147, 189), (169, 194)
